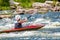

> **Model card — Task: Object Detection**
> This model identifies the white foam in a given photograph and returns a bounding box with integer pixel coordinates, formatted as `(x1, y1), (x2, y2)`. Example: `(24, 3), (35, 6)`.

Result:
(0, 24), (14, 31)
(0, 18), (60, 38)
(0, 31), (37, 38)
(33, 18), (51, 24)
(0, 31), (60, 38)
(43, 22), (60, 28)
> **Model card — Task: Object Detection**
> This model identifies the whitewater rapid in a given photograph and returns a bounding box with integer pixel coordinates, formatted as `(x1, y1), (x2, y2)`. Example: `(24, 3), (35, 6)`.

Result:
(0, 18), (60, 38)
(0, 18), (60, 30)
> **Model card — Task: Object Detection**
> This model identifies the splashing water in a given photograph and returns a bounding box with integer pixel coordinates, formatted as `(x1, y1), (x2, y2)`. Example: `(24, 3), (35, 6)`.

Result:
(0, 12), (60, 40)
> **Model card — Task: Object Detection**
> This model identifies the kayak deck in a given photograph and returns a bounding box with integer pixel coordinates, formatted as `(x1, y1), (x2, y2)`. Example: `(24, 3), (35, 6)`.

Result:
(0, 24), (44, 33)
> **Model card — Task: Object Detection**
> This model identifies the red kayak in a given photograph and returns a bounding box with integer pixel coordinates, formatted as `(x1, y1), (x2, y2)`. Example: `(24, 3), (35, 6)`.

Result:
(0, 24), (44, 33)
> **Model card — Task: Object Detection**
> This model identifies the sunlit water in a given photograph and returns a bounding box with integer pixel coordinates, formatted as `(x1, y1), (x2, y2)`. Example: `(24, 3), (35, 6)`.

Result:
(0, 12), (60, 40)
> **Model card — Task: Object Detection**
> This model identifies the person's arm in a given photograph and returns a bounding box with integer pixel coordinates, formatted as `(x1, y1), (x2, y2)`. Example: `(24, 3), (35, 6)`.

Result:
(17, 17), (27, 23)
(15, 15), (27, 23)
(18, 19), (27, 23)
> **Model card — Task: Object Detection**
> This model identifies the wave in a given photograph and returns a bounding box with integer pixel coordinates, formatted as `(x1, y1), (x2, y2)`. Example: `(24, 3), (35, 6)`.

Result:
(0, 13), (60, 38)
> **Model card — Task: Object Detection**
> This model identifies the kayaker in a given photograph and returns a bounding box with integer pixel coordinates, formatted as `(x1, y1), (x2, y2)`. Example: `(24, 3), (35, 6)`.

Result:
(15, 9), (27, 29)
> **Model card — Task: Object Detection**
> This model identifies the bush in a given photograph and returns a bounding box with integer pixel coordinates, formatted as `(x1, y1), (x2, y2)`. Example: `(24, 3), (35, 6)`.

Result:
(1, 7), (10, 10)
(0, 0), (45, 10)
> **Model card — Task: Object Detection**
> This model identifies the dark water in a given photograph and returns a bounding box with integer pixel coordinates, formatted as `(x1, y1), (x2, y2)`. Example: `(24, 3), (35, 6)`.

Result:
(0, 12), (60, 40)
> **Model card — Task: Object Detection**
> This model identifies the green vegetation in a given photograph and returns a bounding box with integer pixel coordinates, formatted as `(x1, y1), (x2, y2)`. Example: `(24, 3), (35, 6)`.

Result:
(53, 0), (58, 6)
(0, 0), (58, 10)
(0, 0), (45, 10)
(14, 0), (45, 8)
(0, 0), (10, 10)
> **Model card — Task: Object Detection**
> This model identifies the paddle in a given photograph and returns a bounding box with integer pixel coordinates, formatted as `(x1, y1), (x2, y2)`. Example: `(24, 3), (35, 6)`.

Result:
(27, 15), (32, 19)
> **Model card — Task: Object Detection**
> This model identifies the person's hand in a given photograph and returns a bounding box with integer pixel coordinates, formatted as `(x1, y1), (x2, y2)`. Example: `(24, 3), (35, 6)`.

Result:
(24, 19), (27, 22)
(18, 20), (27, 23)
(18, 20), (24, 23)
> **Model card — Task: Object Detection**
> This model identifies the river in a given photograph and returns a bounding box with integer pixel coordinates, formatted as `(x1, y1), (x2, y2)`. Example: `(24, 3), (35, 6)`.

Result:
(0, 12), (60, 40)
